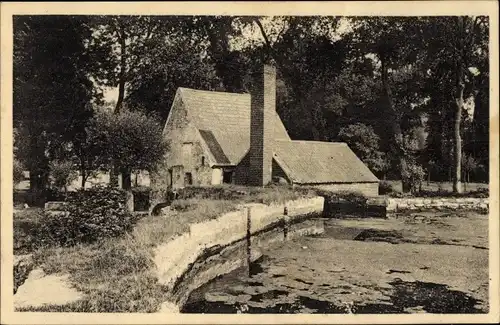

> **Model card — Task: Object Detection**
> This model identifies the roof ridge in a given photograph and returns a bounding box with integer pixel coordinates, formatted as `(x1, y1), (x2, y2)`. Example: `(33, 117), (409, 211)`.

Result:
(282, 140), (348, 146)
(179, 87), (250, 97)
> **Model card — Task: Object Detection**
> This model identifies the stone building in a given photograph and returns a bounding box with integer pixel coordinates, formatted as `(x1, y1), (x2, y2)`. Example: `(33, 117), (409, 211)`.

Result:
(153, 65), (379, 197)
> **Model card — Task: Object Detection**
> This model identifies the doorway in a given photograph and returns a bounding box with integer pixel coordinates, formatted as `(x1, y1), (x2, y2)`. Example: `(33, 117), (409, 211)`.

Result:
(223, 170), (233, 184)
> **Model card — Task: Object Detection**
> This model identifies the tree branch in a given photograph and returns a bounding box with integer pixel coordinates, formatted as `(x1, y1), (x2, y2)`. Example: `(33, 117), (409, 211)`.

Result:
(255, 18), (273, 50)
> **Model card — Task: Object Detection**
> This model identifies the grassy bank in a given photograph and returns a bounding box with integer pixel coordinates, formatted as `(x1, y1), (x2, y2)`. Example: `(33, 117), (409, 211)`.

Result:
(383, 181), (488, 197)
(15, 185), (316, 312)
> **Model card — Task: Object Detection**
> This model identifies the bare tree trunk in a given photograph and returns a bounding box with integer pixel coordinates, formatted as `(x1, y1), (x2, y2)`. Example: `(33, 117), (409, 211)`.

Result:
(115, 24), (127, 114)
(122, 168), (134, 212)
(380, 56), (410, 193)
(81, 169), (86, 188)
(110, 163), (119, 188)
(453, 18), (465, 194)
(110, 22), (127, 187)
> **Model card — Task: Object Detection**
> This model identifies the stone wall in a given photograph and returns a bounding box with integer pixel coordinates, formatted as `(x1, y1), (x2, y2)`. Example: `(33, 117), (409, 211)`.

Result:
(151, 91), (217, 191)
(384, 197), (489, 213)
(154, 196), (325, 312)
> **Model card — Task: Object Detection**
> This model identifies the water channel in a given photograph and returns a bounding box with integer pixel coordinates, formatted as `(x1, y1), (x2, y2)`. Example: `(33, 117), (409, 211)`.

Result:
(181, 214), (488, 314)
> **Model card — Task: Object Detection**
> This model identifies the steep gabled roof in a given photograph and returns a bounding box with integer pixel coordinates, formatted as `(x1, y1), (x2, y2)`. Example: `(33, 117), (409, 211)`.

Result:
(198, 129), (231, 165)
(273, 140), (379, 184)
(178, 87), (290, 165)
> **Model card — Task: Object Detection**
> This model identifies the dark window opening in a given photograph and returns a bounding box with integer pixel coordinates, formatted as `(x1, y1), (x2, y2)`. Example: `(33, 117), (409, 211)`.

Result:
(185, 172), (193, 186)
(223, 170), (233, 184)
(201, 156), (205, 166)
(168, 169), (173, 188)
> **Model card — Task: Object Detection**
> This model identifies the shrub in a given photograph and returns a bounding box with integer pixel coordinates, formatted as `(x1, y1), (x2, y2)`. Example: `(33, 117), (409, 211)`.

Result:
(379, 181), (394, 195)
(39, 186), (140, 247)
(14, 208), (46, 254)
(402, 161), (425, 195)
(14, 158), (25, 185)
(44, 187), (67, 201)
(49, 160), (78, 192)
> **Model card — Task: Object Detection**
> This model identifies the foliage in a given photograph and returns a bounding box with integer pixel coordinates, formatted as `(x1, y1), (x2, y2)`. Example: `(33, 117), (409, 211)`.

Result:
(338, 123), (388, 175)
(401, 160), (426, 195)
(57, 186), (139, 245)
(13, 16), (96, 191)
(15, 187), (140, 249)
(13, 159), (25, 185)
(49, 160), (78, 192)
(414, 188), (489, 199)
(462, 154), (480, 177)
(13, 15), (490, 195)
(379, 181), (394, 195)
(95, 108), (168, 176)
(14, 208), (45, 254)
(71, 110), (110, 188)
(172, 184), (315, 205)
(13, 127), (26, 185)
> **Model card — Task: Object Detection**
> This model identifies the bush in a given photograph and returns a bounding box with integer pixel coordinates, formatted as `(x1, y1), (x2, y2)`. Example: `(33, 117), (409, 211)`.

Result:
(379, 181), (394, 195)
(49, 160), (78, 192)
(14, 159), (25, 185)
(44, 187), (67, 201)
(402, 161), (425, 194)
(14, 208), (45, 254)
(39, 186), (140, 247)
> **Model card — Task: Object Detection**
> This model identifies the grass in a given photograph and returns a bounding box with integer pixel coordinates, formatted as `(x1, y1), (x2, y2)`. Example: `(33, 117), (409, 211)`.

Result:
(14, 184), (316, 312)
(382, 181), (489, 198)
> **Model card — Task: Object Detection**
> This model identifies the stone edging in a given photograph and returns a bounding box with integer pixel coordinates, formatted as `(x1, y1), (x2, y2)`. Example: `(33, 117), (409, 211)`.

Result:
(154, 196), (325, 312)
(384, 197), (489, 213)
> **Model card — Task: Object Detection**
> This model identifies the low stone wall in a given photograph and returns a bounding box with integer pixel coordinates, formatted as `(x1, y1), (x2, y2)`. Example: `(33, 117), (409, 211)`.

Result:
(154, 196), (325, 312)
(384, 197), (489, 213)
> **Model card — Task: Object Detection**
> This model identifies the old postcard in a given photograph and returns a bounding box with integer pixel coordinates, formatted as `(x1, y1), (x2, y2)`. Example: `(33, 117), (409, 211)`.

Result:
(1, 1), (499, 324)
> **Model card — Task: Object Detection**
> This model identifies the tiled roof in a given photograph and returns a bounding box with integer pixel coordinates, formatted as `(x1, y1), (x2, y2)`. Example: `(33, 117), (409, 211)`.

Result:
(179, 87), (290, 165)
(273, 140), (379, 184)
(198, 129), (231, 165)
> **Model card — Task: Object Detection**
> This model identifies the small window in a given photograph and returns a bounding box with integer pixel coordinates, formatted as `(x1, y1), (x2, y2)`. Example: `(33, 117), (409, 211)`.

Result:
(201, 156), (205, 166)
(184, 172), (193, 186)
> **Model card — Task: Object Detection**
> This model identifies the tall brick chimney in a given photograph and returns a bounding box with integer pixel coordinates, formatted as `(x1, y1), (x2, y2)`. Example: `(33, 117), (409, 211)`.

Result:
(249, 65), (276, 186)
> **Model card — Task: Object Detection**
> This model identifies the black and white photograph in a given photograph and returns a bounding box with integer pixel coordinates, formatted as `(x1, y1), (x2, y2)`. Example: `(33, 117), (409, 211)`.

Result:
(1, 1), (498, 324)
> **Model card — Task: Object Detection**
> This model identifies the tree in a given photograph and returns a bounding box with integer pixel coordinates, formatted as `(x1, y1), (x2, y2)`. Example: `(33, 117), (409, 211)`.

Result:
(462, 153), (479, 190)
(348, 17), (434, 192)
(71, 105), (111, 188)
(49, 160), (78, 193)
(95, 108), (168, 191)
(13, 16), (95, 194)
(87, 16), (177, 113)
(338, 123), (388, 177)
(424, 16), (489, 193)
(13, 128), (26, 185)
(249, 16), (350, 140)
